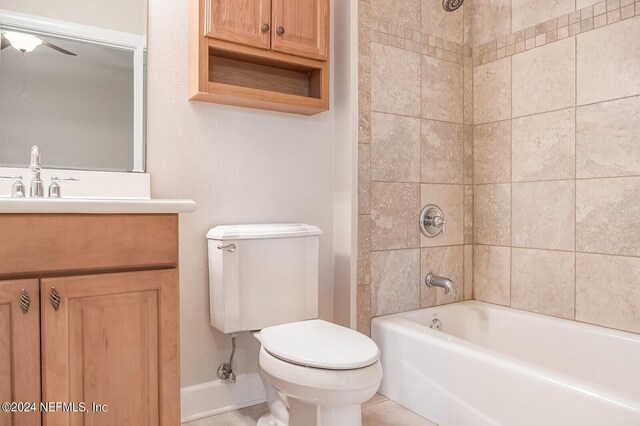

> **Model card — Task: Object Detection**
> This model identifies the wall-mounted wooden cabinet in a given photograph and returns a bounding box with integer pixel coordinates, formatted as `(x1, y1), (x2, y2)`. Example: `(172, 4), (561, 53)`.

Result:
(0, 214), (180, 426)
(190, 0), (330, 115)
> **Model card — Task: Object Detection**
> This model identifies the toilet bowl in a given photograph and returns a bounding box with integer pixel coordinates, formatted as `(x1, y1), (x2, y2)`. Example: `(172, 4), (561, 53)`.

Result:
(255, 319), (383, 426)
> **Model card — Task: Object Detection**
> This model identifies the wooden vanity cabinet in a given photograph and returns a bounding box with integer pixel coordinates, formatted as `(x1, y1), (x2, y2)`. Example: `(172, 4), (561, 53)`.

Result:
(0, 214), (180, 426)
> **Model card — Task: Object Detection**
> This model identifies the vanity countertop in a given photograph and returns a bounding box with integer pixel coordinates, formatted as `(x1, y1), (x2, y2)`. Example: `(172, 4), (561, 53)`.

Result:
(0, 198), (197, 214)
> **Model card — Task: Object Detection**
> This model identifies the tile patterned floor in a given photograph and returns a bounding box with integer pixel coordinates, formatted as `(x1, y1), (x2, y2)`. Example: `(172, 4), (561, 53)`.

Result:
(182, 394), (438, 426)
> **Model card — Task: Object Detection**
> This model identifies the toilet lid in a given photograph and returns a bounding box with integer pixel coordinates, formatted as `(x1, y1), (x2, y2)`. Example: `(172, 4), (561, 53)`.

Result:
(259, 319), (380, 370)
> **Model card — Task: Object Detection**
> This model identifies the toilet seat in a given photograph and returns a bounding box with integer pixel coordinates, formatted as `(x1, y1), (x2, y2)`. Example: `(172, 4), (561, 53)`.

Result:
(259, 319), (380, 370)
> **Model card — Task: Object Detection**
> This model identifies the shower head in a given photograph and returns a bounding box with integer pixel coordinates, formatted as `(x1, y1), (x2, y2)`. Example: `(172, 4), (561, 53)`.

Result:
(442, 0), (464, 12)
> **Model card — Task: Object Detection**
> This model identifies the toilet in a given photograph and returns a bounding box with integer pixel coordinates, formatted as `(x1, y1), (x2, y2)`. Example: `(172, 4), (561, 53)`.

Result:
(207, 224), (382, 426)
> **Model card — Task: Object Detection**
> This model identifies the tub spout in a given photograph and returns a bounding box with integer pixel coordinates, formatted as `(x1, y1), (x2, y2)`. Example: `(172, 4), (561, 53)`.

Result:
(425, 273), (456, 295)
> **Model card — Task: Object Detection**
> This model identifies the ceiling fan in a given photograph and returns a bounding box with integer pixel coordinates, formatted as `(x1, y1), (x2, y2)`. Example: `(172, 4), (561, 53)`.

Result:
(1, 31), (76, 56)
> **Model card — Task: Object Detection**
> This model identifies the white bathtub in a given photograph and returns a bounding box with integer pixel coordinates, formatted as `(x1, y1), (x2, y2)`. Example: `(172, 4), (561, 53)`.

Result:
(371, 301), (640, 426)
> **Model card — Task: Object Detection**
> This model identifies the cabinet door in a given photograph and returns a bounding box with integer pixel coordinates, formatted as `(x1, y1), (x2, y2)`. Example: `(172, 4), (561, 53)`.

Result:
(0, 280), (40, 426)
(271, 0), (329, 60)
(206, 0), (272, 49)
(41, 270), (179, 426)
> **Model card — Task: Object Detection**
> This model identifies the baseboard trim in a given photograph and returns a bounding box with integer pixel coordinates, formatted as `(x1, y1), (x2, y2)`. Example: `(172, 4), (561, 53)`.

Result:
(180, 373), (267, 423)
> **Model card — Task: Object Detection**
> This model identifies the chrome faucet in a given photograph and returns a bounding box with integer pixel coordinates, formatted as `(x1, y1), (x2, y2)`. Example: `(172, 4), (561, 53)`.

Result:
(29, 145), (44, 197)
(425, 273), (456, 295)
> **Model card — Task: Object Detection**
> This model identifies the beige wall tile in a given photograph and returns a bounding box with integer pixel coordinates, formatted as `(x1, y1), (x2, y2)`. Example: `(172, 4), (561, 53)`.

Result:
(576, 96), (640, 178)
(421, 120), (464, 184)
(464, 244), (473, 300)
(371, 0), (421, 30)
(577, 177), (640, 257)
(577, 0), (603, 7)
(359, 72), (371, 143)
(463, 125), (474, 184)
(371, 43), (421, 117)
(358, 215), (371, 286)
(359, 143), (371, 214)
(473, 0), (512, 46)
(464, 66), (474, 126)
(422, 56), (464, 123)
(359, 19), (372, 74)
(422, 0), (464, 43)
(474, 58), (512, 125)
(463, 0), (473, 46)
(464, 185), (473, 244)
(421, 246), (465, 307)
(371, 249), (421, 316)
(357, 285), (372, 336)
(577, 17), (640, 105)
(371, 112), (421, 182)
(576, 253), (640, 333)
(371, 182), (421, 250)
(473, 245), (511, 306)
(474, 184), (511, 245)
(512, 181), (576, 250)
(512, 0), (575, 32)
(513, 37), (576, 117)
(421, 184), (465, 247)
(511, 248), (575, 319)
(474, 120), (512, 184)
(512, 109), (576, 182)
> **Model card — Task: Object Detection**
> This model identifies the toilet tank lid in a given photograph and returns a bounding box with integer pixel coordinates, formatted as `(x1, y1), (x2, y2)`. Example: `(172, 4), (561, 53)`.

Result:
(207, 223), (322, 240)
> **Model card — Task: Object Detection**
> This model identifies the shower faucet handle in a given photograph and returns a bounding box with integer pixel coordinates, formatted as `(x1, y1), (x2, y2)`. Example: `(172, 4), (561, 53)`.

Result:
(420, 204), (446, 238)
(432, 216), (446, 235)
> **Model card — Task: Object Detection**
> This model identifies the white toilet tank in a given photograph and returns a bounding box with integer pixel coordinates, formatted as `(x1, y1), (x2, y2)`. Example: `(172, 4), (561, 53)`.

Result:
(207, 223), (322, 334)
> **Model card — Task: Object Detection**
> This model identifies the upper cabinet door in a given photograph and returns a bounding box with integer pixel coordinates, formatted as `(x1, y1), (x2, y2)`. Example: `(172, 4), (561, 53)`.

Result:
(206, 0), (272, 49)
(271, 0), (329, 60)
(0, 279), (40, 426)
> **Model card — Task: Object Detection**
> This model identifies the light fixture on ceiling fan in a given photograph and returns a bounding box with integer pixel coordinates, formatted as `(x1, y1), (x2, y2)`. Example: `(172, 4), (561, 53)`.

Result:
(1, 30), (76, 56)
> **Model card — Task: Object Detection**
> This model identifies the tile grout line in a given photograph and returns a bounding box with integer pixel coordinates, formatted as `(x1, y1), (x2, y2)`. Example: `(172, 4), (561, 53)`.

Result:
(418, 0), (424, 308)
(475, 91), (640, 125)
(472, 243), (640, 260)
(573, 33), (578, 321)
(474, 175), (640, 186)
(375, 91), (640, 128)
(509, 49), (513, 309)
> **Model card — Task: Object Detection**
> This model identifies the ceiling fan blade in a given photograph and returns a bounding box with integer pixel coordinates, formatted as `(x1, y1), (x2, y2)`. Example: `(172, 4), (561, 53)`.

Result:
(1, 35), (9, 50)
(42, 40), (76, 56)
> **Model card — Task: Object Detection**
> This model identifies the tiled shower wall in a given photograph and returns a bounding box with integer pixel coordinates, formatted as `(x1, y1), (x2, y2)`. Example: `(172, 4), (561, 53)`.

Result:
(358, 0), (640, 337)
(471, 0), (640, 334)
(357, 0), (475, 336)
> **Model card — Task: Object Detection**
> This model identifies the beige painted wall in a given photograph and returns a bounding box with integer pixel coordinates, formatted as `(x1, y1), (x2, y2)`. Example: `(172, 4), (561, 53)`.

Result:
(146, 0), (350, 388)
(0, 0), (147, 34)
(472, 0), (640, 334)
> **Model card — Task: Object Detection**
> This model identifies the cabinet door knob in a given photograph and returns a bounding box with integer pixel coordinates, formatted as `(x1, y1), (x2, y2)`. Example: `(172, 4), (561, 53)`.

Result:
(262, 23), (270, 32)
(50, 287), (61, 311)
(277, 26), (285, 35)
(19, 289), (30, 314)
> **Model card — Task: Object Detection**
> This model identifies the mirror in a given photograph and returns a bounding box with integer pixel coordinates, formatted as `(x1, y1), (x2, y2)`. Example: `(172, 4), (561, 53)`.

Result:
(0, 1), (147, 172)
